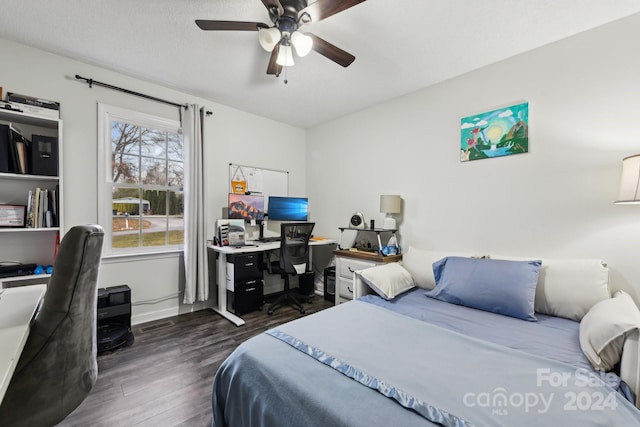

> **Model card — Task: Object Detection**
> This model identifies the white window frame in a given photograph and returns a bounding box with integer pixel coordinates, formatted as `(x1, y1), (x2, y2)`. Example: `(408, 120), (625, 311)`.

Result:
(98, 103), (184, 257)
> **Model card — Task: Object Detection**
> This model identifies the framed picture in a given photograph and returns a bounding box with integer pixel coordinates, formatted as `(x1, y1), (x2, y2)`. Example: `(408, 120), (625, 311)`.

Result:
(0, 204), (26, 227)
(460, 102), (529, 162)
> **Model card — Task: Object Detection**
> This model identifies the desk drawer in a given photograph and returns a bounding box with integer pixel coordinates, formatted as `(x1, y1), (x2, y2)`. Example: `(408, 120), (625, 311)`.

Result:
(337, 258), (376, 278)
(227, 253), (263, 283)
(227, 279), (263, 315)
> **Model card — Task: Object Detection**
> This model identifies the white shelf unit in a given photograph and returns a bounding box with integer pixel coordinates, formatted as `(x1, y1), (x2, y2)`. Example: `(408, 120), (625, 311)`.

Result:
(0, 109), (63, 288)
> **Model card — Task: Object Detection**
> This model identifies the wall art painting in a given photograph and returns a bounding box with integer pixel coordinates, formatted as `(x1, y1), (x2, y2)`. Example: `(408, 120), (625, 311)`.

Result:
(460, 102), (529, 162)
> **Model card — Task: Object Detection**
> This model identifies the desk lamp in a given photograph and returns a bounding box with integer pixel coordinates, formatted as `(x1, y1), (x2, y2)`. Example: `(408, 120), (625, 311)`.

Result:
(615, 154), (640, 204)
(380, 195), (401, 229)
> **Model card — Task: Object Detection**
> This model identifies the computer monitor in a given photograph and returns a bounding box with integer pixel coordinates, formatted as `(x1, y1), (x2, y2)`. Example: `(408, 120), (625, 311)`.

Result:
(228, 193), (265, 221)
(267, 196), (309, 221)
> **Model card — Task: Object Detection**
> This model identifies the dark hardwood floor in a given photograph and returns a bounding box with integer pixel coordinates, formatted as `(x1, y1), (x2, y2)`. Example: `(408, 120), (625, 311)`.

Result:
(59, 295), (333, 427)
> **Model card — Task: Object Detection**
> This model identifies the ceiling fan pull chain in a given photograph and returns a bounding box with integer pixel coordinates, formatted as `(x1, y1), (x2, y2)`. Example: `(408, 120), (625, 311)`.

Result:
(284, 66), (288, 84)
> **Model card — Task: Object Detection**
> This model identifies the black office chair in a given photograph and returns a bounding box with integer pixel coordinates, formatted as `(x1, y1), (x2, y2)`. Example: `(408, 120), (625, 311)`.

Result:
(268, 222), (315, 315)
(0, 224), (104, 427)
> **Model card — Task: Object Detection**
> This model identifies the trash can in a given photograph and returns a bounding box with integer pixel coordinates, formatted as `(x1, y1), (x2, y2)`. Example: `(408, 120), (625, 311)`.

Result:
(298, 271), (315, 296)
(324, 266), (335, 302)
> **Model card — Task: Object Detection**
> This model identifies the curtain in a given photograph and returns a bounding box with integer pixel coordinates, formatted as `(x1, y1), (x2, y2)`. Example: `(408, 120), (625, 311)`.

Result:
(182, 105), (208, 303)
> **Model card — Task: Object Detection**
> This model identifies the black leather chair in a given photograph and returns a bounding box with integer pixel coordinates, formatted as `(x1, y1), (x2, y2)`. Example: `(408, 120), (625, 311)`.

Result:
(268, 222), (315, 315)
(0, 224), (104, 427)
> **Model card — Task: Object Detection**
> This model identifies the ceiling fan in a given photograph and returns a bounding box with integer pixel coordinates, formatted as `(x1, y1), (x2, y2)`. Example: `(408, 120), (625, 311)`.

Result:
(195, 0), (367, 77)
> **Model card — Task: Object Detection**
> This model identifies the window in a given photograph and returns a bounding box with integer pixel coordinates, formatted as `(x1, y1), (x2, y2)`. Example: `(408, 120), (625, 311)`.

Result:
(98, 104), (184, 255)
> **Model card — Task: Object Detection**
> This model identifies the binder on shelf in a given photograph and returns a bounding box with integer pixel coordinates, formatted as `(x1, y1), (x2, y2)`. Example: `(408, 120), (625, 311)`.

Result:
(0, 124), (10, 173)
(31, 134), (58, 176)
(8, 127), (21, 174)
(0, 124), (31, 174)
(12, 129), (30, 174)
(15, 138), (28, 173)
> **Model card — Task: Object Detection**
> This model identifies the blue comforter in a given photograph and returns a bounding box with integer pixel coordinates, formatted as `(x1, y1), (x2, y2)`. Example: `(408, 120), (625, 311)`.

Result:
(212, 293), (640, 426)
(361, 289), (595, 372)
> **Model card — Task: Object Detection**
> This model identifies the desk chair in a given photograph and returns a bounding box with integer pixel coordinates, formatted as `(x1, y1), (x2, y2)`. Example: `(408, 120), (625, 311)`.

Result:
(0, 224), (104, 427)
(268, 222), (315, 315)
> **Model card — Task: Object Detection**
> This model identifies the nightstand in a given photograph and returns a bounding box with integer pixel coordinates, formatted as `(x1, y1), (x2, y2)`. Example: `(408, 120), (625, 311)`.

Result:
(333, 249), (402, 305)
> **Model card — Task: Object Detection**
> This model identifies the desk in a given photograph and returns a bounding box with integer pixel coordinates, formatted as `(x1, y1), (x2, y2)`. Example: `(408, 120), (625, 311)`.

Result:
(208, 239), (334, 326)
(0, 284), (46, 404)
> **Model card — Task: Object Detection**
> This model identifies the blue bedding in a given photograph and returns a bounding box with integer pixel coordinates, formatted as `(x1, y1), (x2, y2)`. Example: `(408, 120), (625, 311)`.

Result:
(360, 288), (596, 373)
(212, 292), (640, 426)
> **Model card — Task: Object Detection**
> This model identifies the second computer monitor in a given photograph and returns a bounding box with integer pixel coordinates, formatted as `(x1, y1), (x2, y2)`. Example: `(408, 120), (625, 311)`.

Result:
(267, 196), (309, 221)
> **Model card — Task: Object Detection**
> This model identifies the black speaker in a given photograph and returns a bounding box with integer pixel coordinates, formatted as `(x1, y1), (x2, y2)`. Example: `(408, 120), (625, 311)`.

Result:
(97, 285), (133, 353)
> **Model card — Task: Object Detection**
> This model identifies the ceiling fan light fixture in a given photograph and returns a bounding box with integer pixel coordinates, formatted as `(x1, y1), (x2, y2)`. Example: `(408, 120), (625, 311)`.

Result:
(258, 27), (281, 52)
(291, 31), (313, 57)
(276, 44), (295, 66)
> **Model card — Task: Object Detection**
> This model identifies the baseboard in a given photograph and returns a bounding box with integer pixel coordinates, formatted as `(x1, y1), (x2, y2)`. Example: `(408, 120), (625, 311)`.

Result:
(131, 301), (214, 325)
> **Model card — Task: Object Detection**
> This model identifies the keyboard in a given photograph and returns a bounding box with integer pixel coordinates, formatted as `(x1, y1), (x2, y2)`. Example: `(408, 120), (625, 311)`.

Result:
(258, 236), (280, 243)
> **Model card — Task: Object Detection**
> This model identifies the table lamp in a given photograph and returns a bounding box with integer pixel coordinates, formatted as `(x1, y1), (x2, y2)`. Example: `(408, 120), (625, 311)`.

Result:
(380, 195), (401, 229)
(615, 154), (640, 204)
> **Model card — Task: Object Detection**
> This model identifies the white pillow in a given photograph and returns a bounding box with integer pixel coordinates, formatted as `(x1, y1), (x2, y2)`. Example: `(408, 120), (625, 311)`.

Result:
(580, 290), (640, 371)
(401, 247), (480, 290)
(356, 263), (415, 300)
(491, 255), (610, 321)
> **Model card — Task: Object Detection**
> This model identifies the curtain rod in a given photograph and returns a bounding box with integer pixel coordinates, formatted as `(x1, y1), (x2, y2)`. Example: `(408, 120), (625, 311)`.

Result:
(75, 74), (199, 112)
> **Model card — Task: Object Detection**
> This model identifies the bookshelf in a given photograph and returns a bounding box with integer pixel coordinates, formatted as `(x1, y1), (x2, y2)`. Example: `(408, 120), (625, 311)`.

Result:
(0, 108), (63, 288)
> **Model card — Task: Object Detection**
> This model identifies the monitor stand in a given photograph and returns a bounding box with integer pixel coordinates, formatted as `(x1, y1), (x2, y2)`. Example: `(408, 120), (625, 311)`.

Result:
(259, 221), (265, 241)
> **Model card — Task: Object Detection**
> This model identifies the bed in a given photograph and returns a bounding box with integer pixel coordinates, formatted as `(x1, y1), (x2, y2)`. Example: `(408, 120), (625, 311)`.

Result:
(211, 249), (640, 426)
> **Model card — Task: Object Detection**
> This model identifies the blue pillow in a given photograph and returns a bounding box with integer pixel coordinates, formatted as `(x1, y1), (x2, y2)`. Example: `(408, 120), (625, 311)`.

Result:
(425, 256), (542, 321)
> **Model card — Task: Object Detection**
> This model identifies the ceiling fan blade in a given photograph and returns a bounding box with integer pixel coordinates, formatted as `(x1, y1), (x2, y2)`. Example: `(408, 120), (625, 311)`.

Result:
(267, 45), (283, 75)
(261, 0), (284, 17)
(307, 33), (355, 67)
(299, 0), (367, 22)
(195, 20), (268, 31)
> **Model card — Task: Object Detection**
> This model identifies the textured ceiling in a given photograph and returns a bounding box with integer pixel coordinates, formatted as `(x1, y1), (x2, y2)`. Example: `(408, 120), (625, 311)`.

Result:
(1, 0), (640, 128)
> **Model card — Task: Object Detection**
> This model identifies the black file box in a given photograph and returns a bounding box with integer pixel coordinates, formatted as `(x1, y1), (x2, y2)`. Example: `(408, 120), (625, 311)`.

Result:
(30, 134), (58, 176)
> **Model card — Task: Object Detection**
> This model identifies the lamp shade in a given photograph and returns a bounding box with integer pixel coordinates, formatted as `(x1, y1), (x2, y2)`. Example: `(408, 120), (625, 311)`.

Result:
(616, 154), (640, 204)
(380, 195), (401, 214)
(258, 27), (281, 52)
(276, 44), (294, 66)
(291, 31), (313, 57)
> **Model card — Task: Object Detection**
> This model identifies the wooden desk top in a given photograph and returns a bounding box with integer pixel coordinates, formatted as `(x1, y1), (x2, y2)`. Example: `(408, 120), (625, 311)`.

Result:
(333, 249), (402, 263)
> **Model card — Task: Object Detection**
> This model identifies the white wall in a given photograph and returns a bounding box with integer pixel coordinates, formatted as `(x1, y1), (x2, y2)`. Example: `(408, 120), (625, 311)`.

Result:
(307, 13), (640, 301)
(5, 12), (640, 322)
(0, 38), (306, 323)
